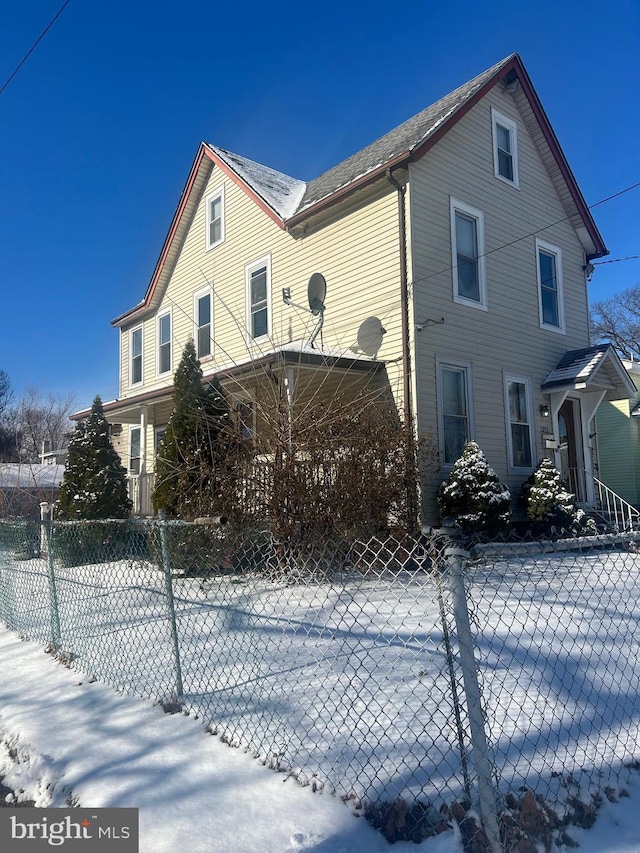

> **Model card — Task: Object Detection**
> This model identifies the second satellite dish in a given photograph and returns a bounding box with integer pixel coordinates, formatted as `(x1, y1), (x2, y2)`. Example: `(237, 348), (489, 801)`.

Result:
(356, 317), (386, 357)
(308, 273), (327, 315)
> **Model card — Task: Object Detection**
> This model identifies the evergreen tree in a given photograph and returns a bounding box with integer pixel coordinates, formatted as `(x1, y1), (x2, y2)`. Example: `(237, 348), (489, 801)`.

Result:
(522, 458), (595, 536)
(438, 440), (511, 537)
(152, 340), (231, 519)
(57, 396), (132, 519)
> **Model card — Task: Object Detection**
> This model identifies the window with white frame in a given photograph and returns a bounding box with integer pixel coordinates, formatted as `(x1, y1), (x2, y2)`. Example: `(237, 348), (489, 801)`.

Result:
(450, 199), (487, 309)
(246, 256), (270, 341)
(130, 326), (143, 386)
(438, 362), (473, 465)
(129, 426), (141, 474)
(155, 427), (166, 456)
(205, 186), (225, 250)
(492, 108), (519, 187)
(536, 239), (564, 332)
(157, 311), (172, 375)
(236, 399), (256, 440)
(194, 288), (213, 359)
(505, 376), (534, 469)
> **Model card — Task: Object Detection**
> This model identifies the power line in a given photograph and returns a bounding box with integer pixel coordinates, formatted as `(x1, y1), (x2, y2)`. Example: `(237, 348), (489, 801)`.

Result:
(593, 255), (640, 266)
(410, 178), (640, 289)
(0, 0), (72, 97)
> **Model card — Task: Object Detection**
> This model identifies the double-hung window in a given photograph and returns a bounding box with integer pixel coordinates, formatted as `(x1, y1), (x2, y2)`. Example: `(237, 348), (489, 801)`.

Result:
(505, 376), (534, 469)
(129, 426), (141, 474)
(450, 199), (487, 309)
(536, 239), (564, 332)
(158, 311), (172, 375)
(205, 186), (225, 250)
(237, 400), (256, 440)
(492, 109), (519, 187)
(438, 362), (473, 465)
(246, 255), (270, 341)
(130, 326), (143, 386)
(194, 288), (213, 359)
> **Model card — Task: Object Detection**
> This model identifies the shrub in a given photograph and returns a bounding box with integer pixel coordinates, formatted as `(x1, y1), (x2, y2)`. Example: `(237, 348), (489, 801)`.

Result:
(57, 396), (131, 521)
(438, 441), (511, 538)
(520, 458), (596, 537)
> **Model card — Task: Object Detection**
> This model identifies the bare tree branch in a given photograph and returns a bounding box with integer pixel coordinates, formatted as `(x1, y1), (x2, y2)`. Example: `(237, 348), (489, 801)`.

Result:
(591, 285), (640, 360)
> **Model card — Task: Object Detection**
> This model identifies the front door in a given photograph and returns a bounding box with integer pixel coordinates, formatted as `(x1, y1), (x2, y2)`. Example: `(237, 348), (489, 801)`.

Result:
(558, 399), (583, 500)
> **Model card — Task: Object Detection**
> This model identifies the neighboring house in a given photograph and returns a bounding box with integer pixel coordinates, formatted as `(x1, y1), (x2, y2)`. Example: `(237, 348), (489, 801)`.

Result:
(596, 358), (640, 507)
(72, 52), (634, 521)
(0, 464), (65, 519)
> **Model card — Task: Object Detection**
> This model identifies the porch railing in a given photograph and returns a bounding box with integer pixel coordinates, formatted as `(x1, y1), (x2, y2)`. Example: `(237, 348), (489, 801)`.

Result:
(567, 467), (640, 531)
(128, 473), (155, 518)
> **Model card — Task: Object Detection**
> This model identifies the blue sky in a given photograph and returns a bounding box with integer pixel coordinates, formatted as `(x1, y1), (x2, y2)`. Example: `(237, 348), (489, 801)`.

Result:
(1, 0), (638, 411)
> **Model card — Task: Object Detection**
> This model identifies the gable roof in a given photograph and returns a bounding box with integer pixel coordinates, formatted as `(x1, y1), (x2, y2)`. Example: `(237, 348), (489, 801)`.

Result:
(113, 53), (607, 327)
(542, 344), (636, 400)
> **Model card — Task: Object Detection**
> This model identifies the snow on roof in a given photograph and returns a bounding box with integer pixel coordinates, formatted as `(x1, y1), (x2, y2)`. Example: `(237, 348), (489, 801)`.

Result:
(207, 55), (515, 222)
(0, 464), (65, 489)
(208, 146), (306, 220)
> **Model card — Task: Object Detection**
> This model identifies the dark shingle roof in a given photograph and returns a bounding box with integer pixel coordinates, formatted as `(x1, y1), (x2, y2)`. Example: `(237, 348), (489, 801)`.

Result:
(542, 345), (612, 389)
(296, 54), (516, 214)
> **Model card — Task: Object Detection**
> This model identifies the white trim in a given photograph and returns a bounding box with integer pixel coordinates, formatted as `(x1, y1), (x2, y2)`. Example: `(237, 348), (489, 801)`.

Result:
(129, 325), (143, 387)
(437, 358), (475, 466)
(245, 254), (272, 344)
(536, 238), (565, 334)
(504, 373), (535, 472)
(193, 285), (214, 360)
(491, 108), (519, 188)
(129, 425), (141, 474)
(205, 185), (225, 251)
(157, 308), (173, 377)
(155, 426), (166, 457)
(450, 198), (487, 310)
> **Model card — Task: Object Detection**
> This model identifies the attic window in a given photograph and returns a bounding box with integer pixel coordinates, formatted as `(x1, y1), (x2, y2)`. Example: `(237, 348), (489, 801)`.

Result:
(491, 108), (519, 188)
(205, 185), (225, 250)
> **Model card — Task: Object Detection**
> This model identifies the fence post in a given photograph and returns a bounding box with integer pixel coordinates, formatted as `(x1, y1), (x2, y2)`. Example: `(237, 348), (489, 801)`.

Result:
(157, 511), (184, 703)
(39, 502), (50, 556)
(446, 545), (503, 853)
(43, 508), (62, 651)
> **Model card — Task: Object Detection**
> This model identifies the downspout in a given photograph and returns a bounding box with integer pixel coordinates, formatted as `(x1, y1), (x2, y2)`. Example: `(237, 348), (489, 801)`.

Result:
(387, 168), (417, 530)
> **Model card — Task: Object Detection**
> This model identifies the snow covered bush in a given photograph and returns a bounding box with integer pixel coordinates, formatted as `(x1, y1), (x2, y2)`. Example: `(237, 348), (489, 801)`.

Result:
(55, 396), (134, 565)
(520, 458), (596, 537)
(57, 396), (131, 520)
(151, 340), (248, 521)
(438, 441), (511, 538)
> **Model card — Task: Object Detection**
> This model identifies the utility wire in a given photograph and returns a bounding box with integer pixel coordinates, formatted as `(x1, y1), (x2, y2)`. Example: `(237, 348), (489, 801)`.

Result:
(593, 255), (640, 266)
(410, 178), (640, 289)
(0, 0), (72, 97)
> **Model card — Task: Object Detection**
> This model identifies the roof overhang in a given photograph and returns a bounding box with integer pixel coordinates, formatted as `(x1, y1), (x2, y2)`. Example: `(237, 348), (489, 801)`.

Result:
(542, 344), (636, 401)
(71, 345), (384, 423)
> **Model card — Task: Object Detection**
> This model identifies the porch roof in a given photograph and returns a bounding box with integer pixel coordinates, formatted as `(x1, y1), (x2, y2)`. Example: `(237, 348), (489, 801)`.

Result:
(72, 343), (384, 424)
(542, 344), (636, 400)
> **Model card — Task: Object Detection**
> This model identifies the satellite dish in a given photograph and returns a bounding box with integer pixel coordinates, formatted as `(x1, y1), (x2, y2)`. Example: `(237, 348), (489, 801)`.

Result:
(308, 273), (327, 316)
(356, 317), (386, 357)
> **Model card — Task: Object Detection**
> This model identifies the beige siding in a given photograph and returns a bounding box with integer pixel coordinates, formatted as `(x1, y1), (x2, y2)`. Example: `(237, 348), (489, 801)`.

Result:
(118, 176), (406, 416)
(409, 86), (593, 507)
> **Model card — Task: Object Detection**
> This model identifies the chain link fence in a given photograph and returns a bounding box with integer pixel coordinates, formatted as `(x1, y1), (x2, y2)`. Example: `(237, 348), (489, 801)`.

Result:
(1, 517), (640, 850)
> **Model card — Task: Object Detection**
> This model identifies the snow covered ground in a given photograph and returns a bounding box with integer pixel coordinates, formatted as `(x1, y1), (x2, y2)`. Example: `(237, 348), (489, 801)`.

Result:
(2, 536), (640, 850)
(0, 625), (461, 853)
(2, 624), (640, 852)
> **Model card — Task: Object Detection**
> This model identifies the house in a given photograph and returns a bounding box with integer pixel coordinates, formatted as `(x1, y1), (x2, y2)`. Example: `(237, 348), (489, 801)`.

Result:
(595, 358), (640, 507)
(72, 52), (634, 522)
(0, 464), (65, 519)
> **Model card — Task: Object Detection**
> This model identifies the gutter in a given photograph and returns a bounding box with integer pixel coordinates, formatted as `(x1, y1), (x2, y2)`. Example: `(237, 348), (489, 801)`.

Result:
(387, 167), (417, 530)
